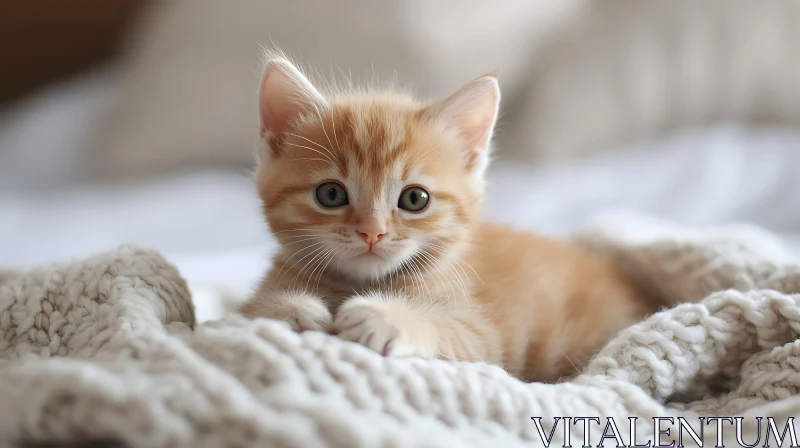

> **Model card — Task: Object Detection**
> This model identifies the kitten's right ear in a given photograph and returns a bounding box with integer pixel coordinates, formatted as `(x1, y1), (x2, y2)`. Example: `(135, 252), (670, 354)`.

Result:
(258, 56), (327, 153)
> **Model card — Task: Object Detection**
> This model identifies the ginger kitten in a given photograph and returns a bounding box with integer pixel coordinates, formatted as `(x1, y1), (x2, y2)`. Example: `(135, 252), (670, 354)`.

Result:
(240, 53), (656, 382)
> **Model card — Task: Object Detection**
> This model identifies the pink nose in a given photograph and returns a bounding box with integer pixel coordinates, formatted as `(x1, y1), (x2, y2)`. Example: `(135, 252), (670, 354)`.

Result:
(357, 227), (387, 246)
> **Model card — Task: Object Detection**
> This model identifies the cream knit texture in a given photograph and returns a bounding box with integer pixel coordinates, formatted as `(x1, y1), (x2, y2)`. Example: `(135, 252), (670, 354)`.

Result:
(1, 214), (799, 447)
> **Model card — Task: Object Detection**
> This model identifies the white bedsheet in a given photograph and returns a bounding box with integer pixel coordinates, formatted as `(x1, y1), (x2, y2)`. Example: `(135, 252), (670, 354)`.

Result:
(3, 69), (800, 322)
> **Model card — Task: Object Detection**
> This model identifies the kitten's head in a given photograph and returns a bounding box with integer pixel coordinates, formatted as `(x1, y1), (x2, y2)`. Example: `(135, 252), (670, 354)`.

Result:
(255, 53), (500, 282)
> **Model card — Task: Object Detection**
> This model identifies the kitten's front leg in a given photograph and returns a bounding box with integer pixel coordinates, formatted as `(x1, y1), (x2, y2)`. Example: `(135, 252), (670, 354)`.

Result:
(240, 289), (332, 333)
(332, 292), (439, 357)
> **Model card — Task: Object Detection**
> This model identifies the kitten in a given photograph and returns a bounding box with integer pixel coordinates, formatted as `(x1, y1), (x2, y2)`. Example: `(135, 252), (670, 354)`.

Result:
(240, 52), (656, 382)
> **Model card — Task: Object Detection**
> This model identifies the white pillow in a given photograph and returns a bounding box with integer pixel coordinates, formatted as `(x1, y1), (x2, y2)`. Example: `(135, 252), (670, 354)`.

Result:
(86, 0), (579, 179)
(504, 0), (800, 164)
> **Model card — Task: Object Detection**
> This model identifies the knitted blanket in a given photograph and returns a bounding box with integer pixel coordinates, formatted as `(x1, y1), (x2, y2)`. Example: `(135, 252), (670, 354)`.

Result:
(1, 214), (799, 447)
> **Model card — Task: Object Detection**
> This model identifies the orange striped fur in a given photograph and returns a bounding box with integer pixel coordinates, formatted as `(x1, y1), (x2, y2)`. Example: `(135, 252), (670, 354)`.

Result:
(240, 52), (656, 382)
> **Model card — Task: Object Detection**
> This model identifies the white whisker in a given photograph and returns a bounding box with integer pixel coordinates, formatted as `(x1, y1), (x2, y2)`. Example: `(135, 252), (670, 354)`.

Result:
(268, 227), (320, 236)
(428, 242), (482, 284)
(423, 245), (472, 305)
(284, 142), (336, 165)
(312, 104), (336, 156)
(283, 132), (334, 155)
(314, 249), (341, 292)
(279, 242), (328, 285)
(417, 250), (459, 305)
(415, 250), (454, 306)
(291, 246), (330, 291)
(304, 247), (334, 292)
(280, 236), (326, 247)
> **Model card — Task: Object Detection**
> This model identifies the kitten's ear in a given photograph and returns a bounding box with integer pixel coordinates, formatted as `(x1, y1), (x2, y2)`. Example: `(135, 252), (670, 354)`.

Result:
(423, 75), (500, 173)
(258, 56), (327, 151)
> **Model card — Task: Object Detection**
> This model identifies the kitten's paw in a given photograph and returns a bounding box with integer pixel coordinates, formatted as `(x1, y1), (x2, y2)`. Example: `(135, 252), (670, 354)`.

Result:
(285, 299), (333, 332)
(240, 290), (332, 333)
(332, 298), (417, 356)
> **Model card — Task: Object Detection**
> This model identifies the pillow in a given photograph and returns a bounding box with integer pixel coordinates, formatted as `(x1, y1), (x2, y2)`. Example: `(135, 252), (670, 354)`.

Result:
(502, 0), (800, 164)
(86, 0), (580, 179)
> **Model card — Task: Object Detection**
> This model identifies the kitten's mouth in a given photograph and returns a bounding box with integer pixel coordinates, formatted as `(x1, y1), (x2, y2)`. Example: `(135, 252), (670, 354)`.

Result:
(358, 251), (383, 260)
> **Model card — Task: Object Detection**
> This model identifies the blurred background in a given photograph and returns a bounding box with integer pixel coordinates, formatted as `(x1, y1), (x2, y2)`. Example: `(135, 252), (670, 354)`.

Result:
(3, 1), (800, 320)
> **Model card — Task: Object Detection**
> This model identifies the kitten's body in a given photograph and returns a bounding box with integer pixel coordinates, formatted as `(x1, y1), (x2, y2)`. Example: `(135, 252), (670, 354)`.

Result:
(241, 54), (655, 382)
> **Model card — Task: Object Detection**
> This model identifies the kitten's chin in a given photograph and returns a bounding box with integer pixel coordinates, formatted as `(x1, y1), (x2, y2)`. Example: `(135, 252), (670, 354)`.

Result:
(335, 253), (406, 283)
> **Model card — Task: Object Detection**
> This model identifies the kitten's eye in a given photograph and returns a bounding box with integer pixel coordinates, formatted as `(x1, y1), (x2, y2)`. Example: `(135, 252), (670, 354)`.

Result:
(398, 186), (430, 212)
(315, 182), (349, 208)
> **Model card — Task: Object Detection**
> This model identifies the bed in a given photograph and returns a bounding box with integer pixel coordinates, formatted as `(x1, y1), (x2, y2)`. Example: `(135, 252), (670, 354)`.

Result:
(3, 68), (800, 324)
(4, 4), (800, 441)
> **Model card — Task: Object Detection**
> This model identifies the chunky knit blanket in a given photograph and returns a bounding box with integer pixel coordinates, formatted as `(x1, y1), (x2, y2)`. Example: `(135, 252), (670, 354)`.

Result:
(1, 214), (799, 447)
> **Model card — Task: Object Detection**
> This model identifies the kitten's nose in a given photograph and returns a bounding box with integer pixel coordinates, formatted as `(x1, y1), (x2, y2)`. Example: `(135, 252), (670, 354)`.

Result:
(356, 223), (387, 246)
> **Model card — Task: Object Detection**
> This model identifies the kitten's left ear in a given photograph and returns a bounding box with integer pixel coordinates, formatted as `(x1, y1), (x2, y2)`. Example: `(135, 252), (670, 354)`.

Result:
(423, 75), (500, 173)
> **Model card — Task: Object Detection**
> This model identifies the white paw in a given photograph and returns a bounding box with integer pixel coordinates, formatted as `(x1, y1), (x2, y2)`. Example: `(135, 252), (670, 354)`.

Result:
(284, 298), (333, 332)
(242, 291), (332, 333)
(332, 299), (414, 356)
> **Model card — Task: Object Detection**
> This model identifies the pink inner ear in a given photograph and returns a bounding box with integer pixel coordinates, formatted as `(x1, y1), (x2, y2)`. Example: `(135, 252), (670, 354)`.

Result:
(260, 103), (283, 136)
(425, 75), (500, 164)
(463, 112), (495, 150)
(258, 67), (298, 157)
(258, 68), (291, 137)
